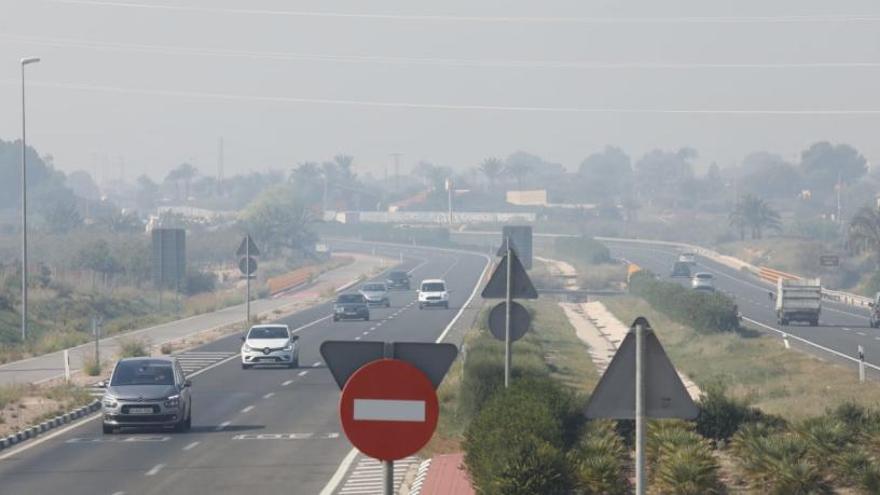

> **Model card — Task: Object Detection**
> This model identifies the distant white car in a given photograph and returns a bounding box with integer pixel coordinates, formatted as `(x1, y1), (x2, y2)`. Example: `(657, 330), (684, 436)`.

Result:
(241, 324), (299, 369)
(418, 279), (449, 309)
(691, 272), (715, 291)
(678, 252), (697, 265)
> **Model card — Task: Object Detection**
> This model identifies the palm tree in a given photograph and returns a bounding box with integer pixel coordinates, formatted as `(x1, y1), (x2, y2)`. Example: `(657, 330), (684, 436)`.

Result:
(848, 206), (880, 261)
(729, 194), (782, 240)
(333, 154), (355, 183)
(165, 163), (198, 202)
(478, 157), (505, 191)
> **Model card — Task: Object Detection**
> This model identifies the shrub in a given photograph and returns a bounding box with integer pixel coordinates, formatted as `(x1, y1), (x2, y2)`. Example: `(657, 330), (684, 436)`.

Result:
(184, 270), (216, 295)
(695, 383), (783, 442)
(569, 420), (629, 495)
(648, 422), (722, 495)
(160, 342), (173, 355)
(628, 271), (739, 333)
(82, 355), (101, 376)
(463, 378), (578, 494)
(553, 236), (612, 265)
(118, 339), (148, 358)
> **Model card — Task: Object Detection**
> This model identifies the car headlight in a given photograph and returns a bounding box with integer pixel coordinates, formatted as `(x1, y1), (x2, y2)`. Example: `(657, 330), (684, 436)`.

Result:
(334, 307), (344, 313)
(242, 343), (254, 352)
(102, 397), (118, 409)
(164, 395), (180, 409)
(283, 342), (294, 351)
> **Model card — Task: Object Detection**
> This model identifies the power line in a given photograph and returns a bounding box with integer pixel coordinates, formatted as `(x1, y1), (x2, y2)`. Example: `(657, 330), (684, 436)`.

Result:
(48, 0), (880, 24)
(6, 34), (880, 70)
(5, 78), (880, 115)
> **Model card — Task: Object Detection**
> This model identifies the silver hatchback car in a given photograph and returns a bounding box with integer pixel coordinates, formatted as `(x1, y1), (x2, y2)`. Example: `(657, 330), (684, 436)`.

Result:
(359, 282), (391, 307)
(100, 357), (192, 434)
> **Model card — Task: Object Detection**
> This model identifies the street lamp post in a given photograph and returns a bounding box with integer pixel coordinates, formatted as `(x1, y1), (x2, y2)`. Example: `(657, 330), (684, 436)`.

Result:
(20, 56), (40, 342)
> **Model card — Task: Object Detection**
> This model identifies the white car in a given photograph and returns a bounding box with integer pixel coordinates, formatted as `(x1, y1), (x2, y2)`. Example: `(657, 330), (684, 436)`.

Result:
(678, 252), (697, 265)
(691, 272), (715, 291)
(418, 279), (449, 309)
(241, 324), (299, 369)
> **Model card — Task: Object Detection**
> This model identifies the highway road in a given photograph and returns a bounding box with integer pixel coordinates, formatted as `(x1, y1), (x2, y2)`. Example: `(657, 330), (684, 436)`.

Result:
(0, 244), (489, 495)
(607, 241), (880, 374)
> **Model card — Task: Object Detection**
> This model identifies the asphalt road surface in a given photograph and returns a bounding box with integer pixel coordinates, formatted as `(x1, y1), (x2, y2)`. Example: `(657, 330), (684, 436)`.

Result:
(608, 241), (880, 373)
(0, 244), (489, 495)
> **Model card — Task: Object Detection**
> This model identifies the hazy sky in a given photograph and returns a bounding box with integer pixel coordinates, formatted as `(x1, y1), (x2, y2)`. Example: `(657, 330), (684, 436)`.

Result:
(4, 0), (880, 182)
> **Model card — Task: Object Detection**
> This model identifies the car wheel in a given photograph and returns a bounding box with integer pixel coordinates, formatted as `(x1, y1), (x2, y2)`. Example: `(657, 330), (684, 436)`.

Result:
(385, 300), (390, 308)
(241, 363), (251, 370)
(182, 406), (192, 431)
(333, 316), (339, 322)
(102, 423), (114, 435)
(443, 302), (449, 309)
(418, 303), (424, 310)
(292, 357), (299, 368)
(365, 315), (370, 321)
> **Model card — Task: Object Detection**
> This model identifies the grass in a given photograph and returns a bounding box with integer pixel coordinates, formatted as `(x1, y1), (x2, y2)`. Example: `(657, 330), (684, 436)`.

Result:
(602, 296), (880, 420)
(117, 339), (149, 358)
(426, 298), (600, 456)
(0, 385), (27, 410)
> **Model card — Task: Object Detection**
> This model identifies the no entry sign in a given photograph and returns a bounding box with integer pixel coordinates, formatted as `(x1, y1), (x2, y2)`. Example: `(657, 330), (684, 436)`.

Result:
(340, 359), (439, 461)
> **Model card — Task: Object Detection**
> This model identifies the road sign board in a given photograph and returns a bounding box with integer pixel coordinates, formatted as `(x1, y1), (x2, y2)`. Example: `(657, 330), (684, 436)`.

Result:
(500, 226), (533, 269)
(820, 255), (839, 267)
(481, 250), (538, 299)
(320, 341), (458, 390)
(236, 235), (260, 257)
(239, 256), (258, 275)
(488, 301), (531, 342)
(585, 318), (698, 420)
(340, 359), (439, 461)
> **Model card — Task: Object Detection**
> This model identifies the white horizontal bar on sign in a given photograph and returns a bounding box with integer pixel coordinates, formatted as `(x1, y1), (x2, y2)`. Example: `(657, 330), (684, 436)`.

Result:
(353, 399), (425, 422)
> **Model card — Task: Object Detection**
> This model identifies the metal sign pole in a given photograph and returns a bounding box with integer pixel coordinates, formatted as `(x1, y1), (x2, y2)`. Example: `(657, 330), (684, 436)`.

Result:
(505, 236), (512, 389)
(92, 317), (100, 369)
(246, 235), (251, 326)
(635, 323), (646, 495)
(859, 345), (866, 383)
(384, 460), (393, 495)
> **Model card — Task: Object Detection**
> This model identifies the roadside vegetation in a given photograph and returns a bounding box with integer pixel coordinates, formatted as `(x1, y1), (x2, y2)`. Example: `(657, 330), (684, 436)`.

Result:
(550, 235), (627, 290)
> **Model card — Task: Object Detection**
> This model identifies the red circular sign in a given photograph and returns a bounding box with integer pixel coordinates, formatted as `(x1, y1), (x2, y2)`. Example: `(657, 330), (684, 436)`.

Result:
(340, 359), (439, 461)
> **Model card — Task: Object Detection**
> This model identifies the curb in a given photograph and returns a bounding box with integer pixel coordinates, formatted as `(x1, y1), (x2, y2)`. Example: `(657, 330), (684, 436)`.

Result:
(0, 400), (101, 452)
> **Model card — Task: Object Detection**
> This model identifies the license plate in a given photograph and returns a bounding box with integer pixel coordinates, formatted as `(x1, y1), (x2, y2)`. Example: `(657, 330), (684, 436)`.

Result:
(128, 407), (153, 415)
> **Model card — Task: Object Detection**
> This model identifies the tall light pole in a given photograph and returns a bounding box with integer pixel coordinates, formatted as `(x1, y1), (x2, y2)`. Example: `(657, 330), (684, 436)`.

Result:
(20, 56), (40, 342)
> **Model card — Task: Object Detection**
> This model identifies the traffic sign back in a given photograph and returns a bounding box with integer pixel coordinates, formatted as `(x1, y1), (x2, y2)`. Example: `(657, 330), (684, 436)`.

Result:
(585, 318), (698, 420)
(320, 341), (458, 390)
(236, 235), (260, 257)
(340, 359), (439, 461)
(488, 301), (530, 342)
(481, 250), (537, 299)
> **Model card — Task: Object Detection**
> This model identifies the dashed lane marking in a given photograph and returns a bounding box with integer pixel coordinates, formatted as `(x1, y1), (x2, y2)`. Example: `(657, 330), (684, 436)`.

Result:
(241, 405), (254, 413)
(282, 379), (294, 386)
(232, 432), (340, 440)
(298, 371), (308, 377)
(216, 421), (231, 432)
(145, 464), (165, 476)
(66, 436), (171, 444)
(313, 361), (322, 367)
(263, 392), (275, 399)
(355, 336), (362, 340)
(183, 441), (200, 451)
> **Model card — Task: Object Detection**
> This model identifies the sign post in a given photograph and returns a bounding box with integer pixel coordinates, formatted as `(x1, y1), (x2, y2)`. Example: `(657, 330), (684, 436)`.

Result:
(585, 317), (699, 495)
(505, 237), (512, 388)
(237, 235), (260, 327)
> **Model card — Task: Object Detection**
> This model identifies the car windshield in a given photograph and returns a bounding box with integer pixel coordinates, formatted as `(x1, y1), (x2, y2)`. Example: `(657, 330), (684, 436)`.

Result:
(111, 360), (175, 386)
(248, 327), (288, 339)
(389, 272), (408, 280)
(422, 283), (445, 292)
(696, 273), (713, 279)
(337, 294), (365, 303)
(362, 284), (385, 291)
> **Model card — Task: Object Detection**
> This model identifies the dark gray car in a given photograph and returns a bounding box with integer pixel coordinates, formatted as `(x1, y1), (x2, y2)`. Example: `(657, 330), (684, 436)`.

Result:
(100, 357), (192, 434)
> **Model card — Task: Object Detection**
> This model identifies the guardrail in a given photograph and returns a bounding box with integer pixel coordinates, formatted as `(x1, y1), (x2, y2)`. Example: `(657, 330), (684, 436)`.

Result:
(757, 266), (800, 284)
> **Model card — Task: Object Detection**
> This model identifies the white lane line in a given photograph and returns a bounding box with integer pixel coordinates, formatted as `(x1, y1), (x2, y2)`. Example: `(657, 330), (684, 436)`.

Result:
(111, 492), (126, 495)
(298, 371), (308, 377)
(858, 331), (867, 336)
(183, 441), (200, 451)
(145, 464), (165, 476)
(362, 331), (369, 335)
(216, 421), (231, 431)
(313, 361), (322, 367)
(355, 336), (362, 340)
(263, 392), (275, 399)
(242, 405), (255, 413)
(282, 379), (294, 386)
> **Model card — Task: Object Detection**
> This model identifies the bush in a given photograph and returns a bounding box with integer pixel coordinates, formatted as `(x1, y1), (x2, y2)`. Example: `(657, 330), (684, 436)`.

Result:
(553, 236), (612, 265)
(569, 420), (629, 494)
(118, 339), (148, 358)
(184, 270), (216, 296)
(696, 383), (783, 442)
(160, 342), (173, 355)
(628, 272), (739, 333)
(648, 422), (722, 495)
(463, 377), (579, 494)
(82, 355), (101, 376)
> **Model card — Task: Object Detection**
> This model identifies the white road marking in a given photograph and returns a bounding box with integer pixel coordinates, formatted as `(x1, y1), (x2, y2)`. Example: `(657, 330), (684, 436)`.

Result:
(216, 421), (231, 431)
(858, 332), (867, 336)
(111, 492), (125, 495)
(298, 371), (308, 377)
(145, 464), (165, 476)
(282, 379), (294, 386)
(241, 405), (255, 413)
(183, 441), (200, 451)
(313, 361), (322, 367)
(355, 336), (361, 340)
(263, 392), (275, 399)
(232, 432), (339, 440)
(362, 331), (370, 335)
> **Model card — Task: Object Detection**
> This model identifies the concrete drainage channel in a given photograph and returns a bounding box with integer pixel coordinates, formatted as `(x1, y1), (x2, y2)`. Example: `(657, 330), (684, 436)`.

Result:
(0, 400), (101, 451)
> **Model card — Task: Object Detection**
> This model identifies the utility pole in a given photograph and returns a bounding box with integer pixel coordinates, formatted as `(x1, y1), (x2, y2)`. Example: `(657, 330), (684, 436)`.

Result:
(20, 56), (40, 342)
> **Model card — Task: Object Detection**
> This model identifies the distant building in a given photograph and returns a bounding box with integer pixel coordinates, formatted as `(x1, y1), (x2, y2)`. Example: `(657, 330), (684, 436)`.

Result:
(506, 189), (548, 206)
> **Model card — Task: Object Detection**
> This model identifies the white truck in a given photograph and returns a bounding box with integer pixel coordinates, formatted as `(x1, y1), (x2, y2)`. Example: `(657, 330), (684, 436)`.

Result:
(773, 278), (821, 326)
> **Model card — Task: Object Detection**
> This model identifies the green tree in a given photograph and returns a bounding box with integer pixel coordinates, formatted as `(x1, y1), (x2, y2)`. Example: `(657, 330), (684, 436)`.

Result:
(44, 200), (83, 234)
(729, 195), (782, 240)
(578, 146), (632, 198)
(848, 206), (880, 262)
(505, 161), (532, 190)
(800, 142), (867, 196)
(75, 239), (122, 288)
(165, 163), (198, 202)
(240, 184), (316, 255)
